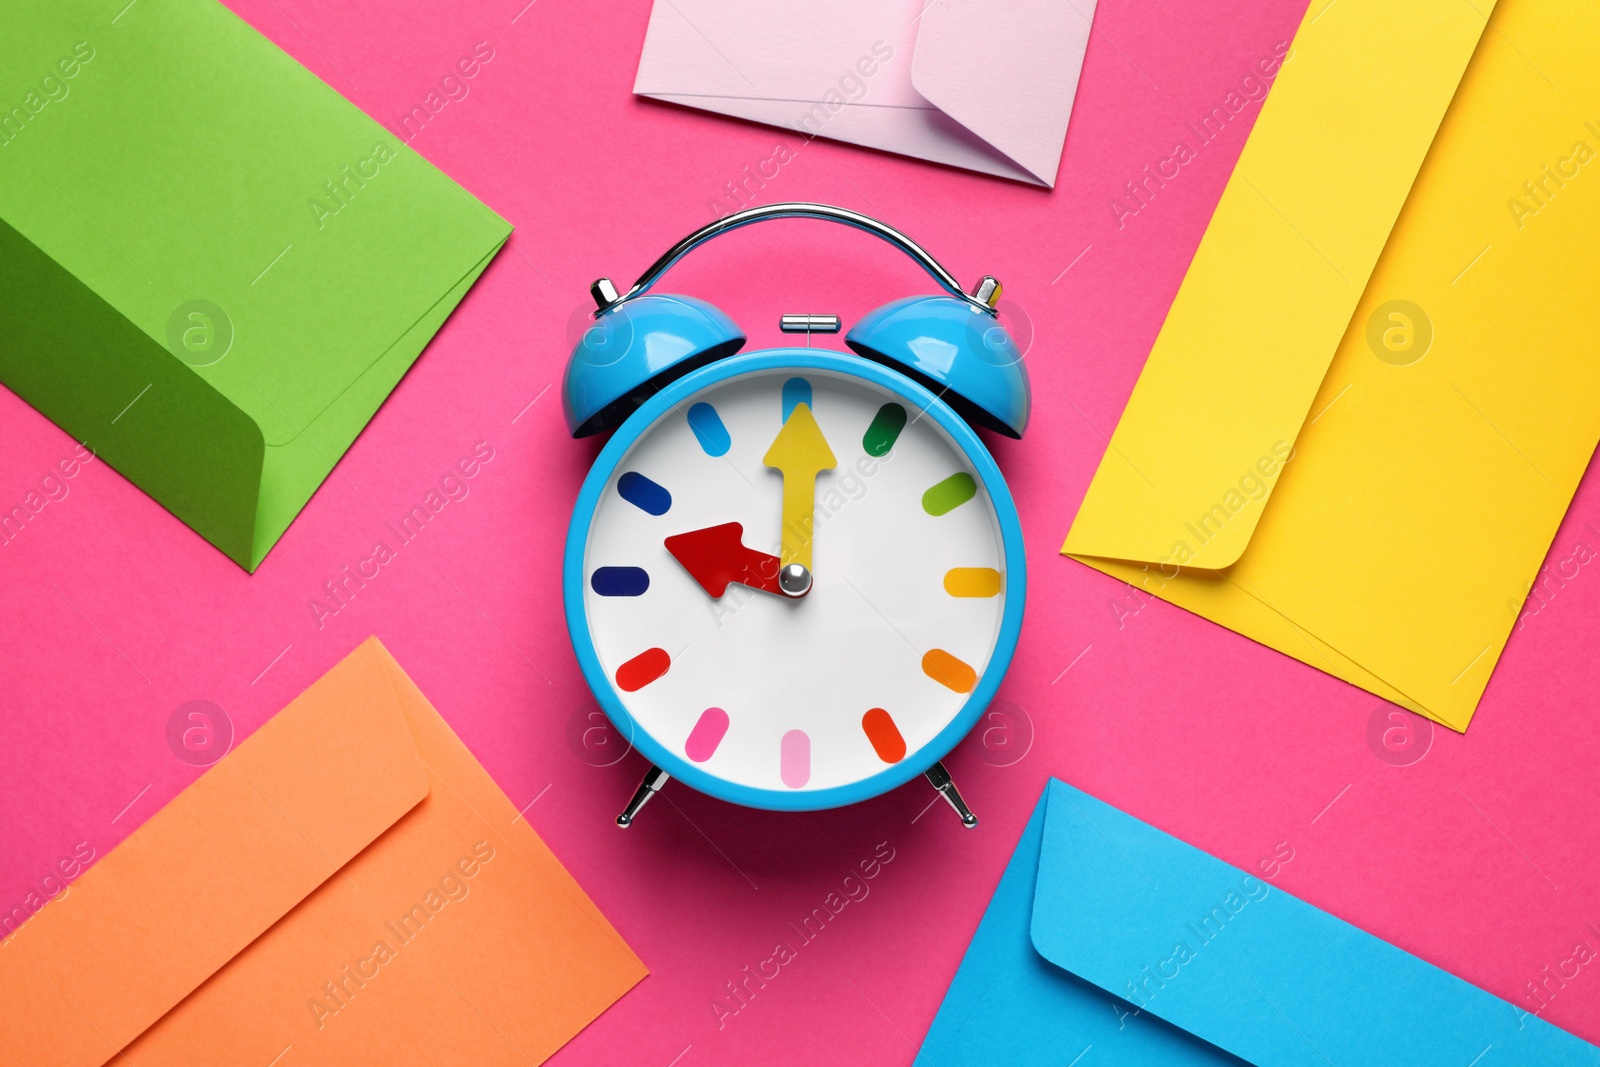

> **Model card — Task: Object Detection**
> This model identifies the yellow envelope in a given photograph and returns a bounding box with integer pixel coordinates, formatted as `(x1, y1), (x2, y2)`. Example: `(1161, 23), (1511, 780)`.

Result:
(1064, 0), (1600, 731)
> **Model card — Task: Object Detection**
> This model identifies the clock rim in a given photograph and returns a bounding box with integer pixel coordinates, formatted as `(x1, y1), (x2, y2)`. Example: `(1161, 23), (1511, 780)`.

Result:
(563, 347), (1027, 812)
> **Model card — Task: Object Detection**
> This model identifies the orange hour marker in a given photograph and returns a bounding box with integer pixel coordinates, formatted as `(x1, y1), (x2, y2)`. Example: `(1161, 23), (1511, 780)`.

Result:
(943, 567), (1002, 597)
(861, 708), (906, 763)
(922, 649), (976, 694)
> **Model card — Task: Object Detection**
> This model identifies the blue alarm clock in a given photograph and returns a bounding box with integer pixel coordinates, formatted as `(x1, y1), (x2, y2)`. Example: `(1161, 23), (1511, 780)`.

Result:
(561, 204), (1028, 828)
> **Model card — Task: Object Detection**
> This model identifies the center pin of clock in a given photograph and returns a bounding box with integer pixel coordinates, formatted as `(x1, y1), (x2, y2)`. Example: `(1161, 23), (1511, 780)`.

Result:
(778, 563), (812, 598)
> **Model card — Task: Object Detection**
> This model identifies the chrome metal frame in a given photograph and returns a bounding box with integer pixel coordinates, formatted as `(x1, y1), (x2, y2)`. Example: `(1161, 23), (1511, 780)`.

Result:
(592, 202), (999, 316)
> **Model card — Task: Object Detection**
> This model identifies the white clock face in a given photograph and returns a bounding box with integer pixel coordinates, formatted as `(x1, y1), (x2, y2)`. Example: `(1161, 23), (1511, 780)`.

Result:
(578, 363), (1009, 800)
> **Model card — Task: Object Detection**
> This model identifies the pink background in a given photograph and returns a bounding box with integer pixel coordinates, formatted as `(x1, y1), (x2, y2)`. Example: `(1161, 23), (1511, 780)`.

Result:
(4, 0), (1598, 1062)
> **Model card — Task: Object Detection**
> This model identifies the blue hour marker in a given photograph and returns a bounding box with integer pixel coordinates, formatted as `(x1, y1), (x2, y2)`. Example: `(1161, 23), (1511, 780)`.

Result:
(617, 471), (671, 515)
(782, 377), (812, 422)
(686, 402), (731, 456)
(590, 566), (650, 597)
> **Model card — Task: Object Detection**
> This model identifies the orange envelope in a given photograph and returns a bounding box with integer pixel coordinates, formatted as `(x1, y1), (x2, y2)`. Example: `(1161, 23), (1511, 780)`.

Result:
(0, 638), (646, 1066)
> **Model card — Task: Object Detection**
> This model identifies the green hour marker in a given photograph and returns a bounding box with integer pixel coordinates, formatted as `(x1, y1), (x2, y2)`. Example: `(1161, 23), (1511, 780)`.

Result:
(923, 472), (976, 516)
(862, 402), (907, 457)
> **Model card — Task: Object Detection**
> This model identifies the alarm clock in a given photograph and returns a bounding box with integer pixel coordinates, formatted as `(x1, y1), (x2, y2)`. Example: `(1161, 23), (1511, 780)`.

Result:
(561, 204), (1028, 827)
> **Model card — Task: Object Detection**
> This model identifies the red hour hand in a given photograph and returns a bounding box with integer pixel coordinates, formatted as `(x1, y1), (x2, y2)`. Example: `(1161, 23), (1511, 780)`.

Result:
(664, 522), (786, 598)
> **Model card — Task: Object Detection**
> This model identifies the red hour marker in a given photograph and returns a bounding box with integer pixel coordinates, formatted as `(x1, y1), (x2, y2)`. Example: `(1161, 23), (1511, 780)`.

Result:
(615, 647), (670, 692)
(861, 708), (906, 763)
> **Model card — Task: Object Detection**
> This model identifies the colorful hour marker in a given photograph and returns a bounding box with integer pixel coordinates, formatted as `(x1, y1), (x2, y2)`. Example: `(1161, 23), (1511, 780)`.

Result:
(780, 729), (810, 788)
(781, 377), (812, 422)
(590, 566), (650, 597)
(922, 649), (977, 693)
(617, 471), (671, 515)
(944, 567), (1002, 597)
(686, 402), (731, 456)
(685, 707), (730, 762)
(615, 647), (670, 691)
(862, 402), (907, 457)
(861, 708), (906, 763)
(923, 472), (976, 516)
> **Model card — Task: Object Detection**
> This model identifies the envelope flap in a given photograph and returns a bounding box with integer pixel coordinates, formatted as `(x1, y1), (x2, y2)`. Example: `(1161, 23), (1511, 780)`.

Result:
(0, 637), (429, 1067)
(1028, 780), (1600, 1065)
(0, 0), (508, 450)
(1062, 0), (1491, 570)
(632, 0), (927, 108)
(909, 0), (1094, 187)
(0, 213), (265, 568)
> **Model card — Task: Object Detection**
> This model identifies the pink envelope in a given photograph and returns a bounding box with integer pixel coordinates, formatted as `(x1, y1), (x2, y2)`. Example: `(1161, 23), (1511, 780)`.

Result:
(632, 0), (1096, 186)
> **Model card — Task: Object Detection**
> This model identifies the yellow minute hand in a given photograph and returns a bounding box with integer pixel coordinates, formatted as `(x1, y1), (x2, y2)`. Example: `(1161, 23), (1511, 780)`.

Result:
(762, 402), (837, 577)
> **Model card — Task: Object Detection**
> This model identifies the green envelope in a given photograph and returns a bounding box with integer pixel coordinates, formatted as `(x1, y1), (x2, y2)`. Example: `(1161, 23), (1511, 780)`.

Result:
(0, 0), (510, 570)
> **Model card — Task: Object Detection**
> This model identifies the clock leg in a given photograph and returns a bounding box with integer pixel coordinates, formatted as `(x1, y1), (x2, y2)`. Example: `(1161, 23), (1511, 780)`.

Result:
(925, 761), (978, 829)
(616, 765), (671, 827)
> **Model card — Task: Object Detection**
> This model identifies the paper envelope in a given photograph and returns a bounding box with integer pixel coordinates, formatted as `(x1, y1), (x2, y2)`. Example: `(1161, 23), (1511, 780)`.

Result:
(633, 0), (1095, 186)
(0, 638), (646, 1066)
(917, 780), (1599, 1065)
(0, 0), (510, 571)
(1062, 0), (1600, 730)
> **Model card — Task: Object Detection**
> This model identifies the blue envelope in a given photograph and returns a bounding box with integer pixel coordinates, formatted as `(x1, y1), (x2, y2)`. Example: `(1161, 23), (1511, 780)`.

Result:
(917, 780), (1597, 1066)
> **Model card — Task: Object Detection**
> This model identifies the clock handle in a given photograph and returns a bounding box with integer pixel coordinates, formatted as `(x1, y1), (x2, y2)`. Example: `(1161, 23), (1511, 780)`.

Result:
(593, 203), (1000, 317)
(925, 761), (979, 829)
(616, 765), (670, 827)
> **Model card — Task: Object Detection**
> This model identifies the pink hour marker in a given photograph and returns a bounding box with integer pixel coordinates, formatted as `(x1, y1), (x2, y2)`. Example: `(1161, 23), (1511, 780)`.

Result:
(685, 707), (729, 763)
(780, 729), (810, 788)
